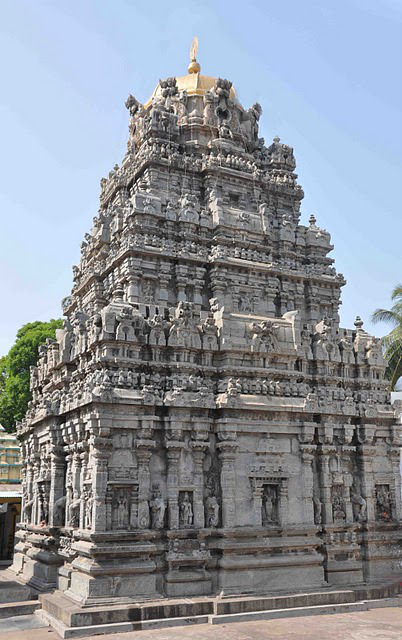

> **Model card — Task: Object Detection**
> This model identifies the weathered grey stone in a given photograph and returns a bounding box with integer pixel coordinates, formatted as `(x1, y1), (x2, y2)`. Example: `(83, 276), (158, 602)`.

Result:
(10, 44), (402, 631)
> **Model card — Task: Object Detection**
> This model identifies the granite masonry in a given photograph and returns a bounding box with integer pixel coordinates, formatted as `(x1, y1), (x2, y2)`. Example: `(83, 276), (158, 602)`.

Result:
(11, 45), (402, 617)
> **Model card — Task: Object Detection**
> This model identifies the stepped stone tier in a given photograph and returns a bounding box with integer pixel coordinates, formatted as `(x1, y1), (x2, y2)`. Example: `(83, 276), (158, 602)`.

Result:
(12, 45), (401, 608)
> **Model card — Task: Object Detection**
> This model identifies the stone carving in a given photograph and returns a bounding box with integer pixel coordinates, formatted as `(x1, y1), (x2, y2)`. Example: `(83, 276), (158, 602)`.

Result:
(112, 488), (130, 530)
(12, 49), (401, 609)
(332, 486), (346, 524)
(205, 495), (220, 527)
(248, 319), (279, 352)
(179, 491), (193, 528)
(375, 485), (392, 522)
(149, 485), (166, 529)
(262, 484), (279, 526)
(351, 491), (367, 523)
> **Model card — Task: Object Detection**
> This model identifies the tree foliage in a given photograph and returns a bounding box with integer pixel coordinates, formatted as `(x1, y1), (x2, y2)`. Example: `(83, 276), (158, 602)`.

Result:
(0, 319), (63, 432)
(372, 284), (402, 390)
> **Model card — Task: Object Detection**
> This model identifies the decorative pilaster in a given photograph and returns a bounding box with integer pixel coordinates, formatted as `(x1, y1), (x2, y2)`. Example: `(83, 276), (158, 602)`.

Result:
(217, 429), (238, 528)
(48, 444), (66, 527)
(90, 424), (112, 532)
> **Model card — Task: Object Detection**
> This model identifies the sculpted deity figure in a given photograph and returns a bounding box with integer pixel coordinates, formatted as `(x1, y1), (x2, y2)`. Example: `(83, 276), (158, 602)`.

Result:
(203, 90), (216, 126)
(205, 495), (220, 527)
(68, 497), (81, 528)
(179, 492), (193, 527)
(22, 491), (34, 523)
(53, 495), (67, 527)
(351, 491), (367, 522)
(149, 486), (166, 530)
(339, 332), (355, 364)
(376, 485), (392, 521)
(262, 485), (279, 525)
(116, 490), (129, 529)
(83, 487), (93, 529)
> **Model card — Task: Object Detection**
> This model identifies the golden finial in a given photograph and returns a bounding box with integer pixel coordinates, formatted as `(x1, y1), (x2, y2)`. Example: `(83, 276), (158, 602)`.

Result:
(188, 36), (201, 74)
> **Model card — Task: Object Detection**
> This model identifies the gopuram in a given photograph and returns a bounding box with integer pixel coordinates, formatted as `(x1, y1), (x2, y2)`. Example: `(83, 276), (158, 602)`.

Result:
(12, 41), (401, 625)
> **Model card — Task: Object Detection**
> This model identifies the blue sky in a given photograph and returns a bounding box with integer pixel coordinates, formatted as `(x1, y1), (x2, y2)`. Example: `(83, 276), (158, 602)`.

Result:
(0, 0), (401, 354)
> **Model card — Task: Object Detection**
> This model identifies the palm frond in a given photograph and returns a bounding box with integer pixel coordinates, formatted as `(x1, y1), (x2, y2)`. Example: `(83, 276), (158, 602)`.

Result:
(391, 284), (402, 301)
(371, 308), (400, 326)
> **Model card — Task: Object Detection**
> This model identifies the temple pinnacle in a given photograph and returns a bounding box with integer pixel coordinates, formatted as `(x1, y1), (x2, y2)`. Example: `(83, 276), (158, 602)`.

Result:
(188, 36), (201, 74)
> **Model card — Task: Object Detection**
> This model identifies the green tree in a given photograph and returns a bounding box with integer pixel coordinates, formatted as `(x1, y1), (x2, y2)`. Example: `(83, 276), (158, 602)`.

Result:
(371, 284), (402, 390)
(0, 319), (63, 432)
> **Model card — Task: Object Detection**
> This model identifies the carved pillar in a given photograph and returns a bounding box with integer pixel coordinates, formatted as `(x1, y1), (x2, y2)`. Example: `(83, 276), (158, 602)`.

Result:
(136, 442), (154, 529)
(72, 450), (82, 526)
(79, 450), (87, 529)
(298, 423), (316, 525)
(278, 480), (289, 525)
(252, 483), (263, 526)
(64, 452), (73, 527)
(176, 276), (187, 302)
(356, 425), (376, 522)
(319, 449), (333, 525)
(192, 445), (208, 528)
(126, 275), (139, 304)
(48, 445), (66, 527)
(357, 447), (375, 522)
(32, 454), (40, 525)
(217, 432), (238, 528)
(90, 426), (112, 532)
(343, 446), (355, 524)
(300, 445), (315, 524)
(389, 447), (402, 520)
(166, 443), (182, 529)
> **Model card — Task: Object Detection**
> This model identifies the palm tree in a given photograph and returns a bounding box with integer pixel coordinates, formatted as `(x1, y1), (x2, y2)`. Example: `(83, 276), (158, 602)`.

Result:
(371, 284), (402, 390)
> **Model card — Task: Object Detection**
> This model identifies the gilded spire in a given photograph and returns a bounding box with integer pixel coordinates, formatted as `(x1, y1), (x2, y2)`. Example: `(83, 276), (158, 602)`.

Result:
(188, 36), (201, 74)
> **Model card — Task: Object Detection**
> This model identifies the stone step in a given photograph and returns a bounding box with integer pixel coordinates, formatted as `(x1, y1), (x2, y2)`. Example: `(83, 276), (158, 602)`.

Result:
(0, 568), (37, 604)
(37, 597), (402, 639)
(209, 600), (371, 625)
(37, 609), (210, 639)
(0, 600), (41, 619)
(39, 582), (402, 629)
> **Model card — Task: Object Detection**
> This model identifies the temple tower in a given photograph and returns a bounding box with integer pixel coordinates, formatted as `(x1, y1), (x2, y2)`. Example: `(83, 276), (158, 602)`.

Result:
(13, 42), (401, 608)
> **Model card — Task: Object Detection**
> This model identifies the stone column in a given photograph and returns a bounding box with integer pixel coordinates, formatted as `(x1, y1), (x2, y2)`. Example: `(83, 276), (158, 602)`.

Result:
(136, 442), (154, 529)
(158, 275), (170, 306)
(72, 450), (82, 526)
(217, 436), (238, 528)
(48, 446), (66, 527)
(319, 448), (333, 525)
(89, 426), (112, 532)
(357, 444), (376, 522)
(252, 484), (263, 526)
(192, 445), (208, 528)
(299, 445), (315, 524)
(32, 455), (40, 525)
(278, 480), (289, 526)
(79, 448), (89, 529)
(166, 443), (182, 529)
(127, 275), (140, 304)
(389, 447), (402, 520)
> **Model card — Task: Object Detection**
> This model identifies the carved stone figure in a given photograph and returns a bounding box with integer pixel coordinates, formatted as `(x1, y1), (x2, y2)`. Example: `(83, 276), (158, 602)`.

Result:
(205, 495), (220, 527)
(179, 492), (193, 527)
(149, 485), (165, 529)
(351, 491), (367, 523)
(375, 485), (392, 521)
(262, 485), (279, 525)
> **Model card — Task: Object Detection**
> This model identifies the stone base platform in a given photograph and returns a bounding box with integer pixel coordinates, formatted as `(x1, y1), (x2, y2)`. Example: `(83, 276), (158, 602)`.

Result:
(0, 568), (38, 604)
(38, 582), (402, 639)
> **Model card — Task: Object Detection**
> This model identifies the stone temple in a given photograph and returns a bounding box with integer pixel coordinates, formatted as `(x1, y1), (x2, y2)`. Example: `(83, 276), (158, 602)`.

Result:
(12, 43), (401, 633)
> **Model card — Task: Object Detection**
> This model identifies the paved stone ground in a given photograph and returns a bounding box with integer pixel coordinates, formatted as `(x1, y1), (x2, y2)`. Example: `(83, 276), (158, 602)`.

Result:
(0, 608), (401, 639)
